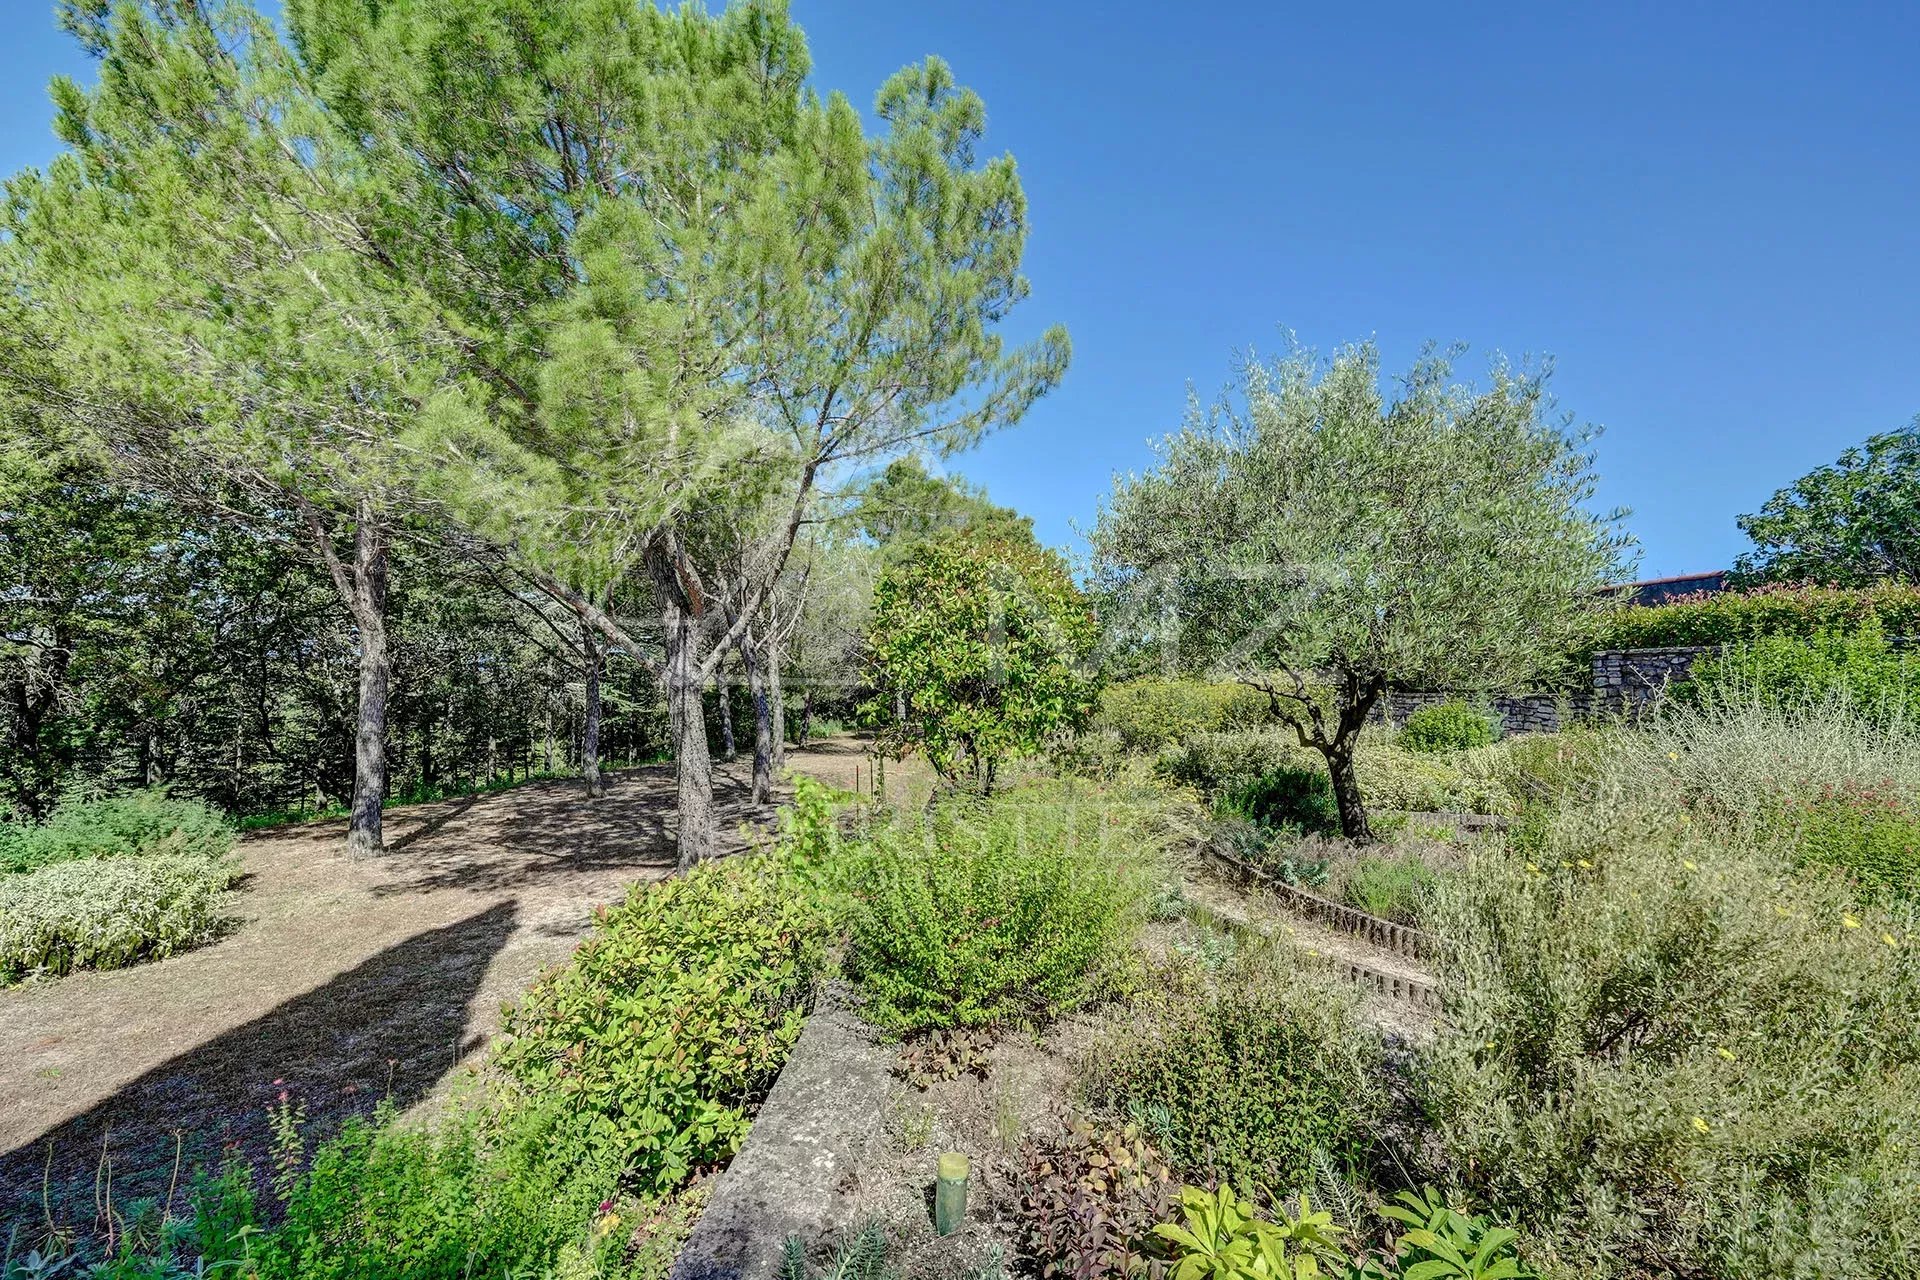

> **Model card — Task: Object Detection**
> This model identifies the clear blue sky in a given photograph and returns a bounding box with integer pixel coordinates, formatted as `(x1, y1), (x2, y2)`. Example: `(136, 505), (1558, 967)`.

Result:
(6, 2), (1917, 578)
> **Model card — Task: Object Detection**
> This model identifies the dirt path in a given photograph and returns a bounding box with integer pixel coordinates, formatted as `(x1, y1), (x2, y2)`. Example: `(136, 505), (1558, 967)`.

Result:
(1182, 868), (1439, 1043)
(0, 739), (873, 1233)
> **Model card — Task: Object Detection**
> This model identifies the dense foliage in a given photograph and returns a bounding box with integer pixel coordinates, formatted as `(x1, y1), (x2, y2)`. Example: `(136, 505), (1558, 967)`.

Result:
(869, 540), (1100, 791)
(497, 858), (834, 1193)
(1422, 700), (1920, 1279)
(1095, 678), (1270, 753)
(1684, 621), (1919, 716)
(1397, 703), (1499, 754)
(1080, 951), (1383, 1196)
(0, 790), (232, 874)
(0, 851), (238, 983)
(1585, 581), (1920, 656)
(842, 777), (1170, 1031)
(1731, 421), (1920, 586)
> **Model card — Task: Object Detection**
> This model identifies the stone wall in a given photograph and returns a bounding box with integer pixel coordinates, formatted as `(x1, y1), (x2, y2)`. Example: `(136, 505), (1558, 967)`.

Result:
(1379, 644), (1716, 736)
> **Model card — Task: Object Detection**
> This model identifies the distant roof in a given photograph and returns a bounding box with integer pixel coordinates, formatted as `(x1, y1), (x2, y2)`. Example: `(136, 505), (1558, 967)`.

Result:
(1603, 570), (1729, 607)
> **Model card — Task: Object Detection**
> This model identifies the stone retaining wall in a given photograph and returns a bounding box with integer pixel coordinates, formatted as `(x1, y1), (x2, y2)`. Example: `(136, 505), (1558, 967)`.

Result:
(1379, 644), (1716, 735)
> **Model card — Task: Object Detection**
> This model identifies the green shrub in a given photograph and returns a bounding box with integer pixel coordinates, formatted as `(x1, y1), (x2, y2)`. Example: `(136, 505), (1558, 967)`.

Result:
(1219, 765), (1339, 835)
(1422, 709), (1920, 1278)
(1095, 678), (1269, 753)
(1786, 780), (1920, 903)
(1397, 702), (1498, 754)
(1684, 621), (1920, 718)
(1080, 951), (1382, 1196)
(1154, 728), (1315, 796)
(1342, 854), (1438, 925)
(497, 857), (833, 1194)
(0, 789), (233, 874)
(0, 852), (238, 982)
(842, 778), (1170, 1031)
(249, 1100), (626, 1280)
(1583, 580), (1920, 659)
(1352, 739), (1518, 816)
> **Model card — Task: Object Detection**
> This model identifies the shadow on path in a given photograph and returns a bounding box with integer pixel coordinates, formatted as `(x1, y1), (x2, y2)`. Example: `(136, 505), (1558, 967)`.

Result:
(0, 901), (519, 1235)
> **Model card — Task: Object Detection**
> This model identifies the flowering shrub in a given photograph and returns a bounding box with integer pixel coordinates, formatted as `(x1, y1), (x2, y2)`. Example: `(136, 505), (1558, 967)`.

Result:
(1424, 719), (1920, 1278)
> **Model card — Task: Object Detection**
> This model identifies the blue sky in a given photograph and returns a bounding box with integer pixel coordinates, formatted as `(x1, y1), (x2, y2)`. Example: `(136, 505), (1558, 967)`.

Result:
(6, 2), (1917, 577)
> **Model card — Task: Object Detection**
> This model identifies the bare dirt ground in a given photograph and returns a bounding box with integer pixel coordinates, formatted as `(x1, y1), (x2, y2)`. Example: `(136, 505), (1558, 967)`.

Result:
(0, 740), (873, 1233)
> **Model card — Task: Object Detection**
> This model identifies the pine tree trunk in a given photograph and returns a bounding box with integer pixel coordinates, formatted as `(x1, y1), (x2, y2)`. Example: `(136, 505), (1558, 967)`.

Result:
(717, 661), (737, 760)
(648, 540), (716, 870)
(344, 514), (390, 859)
(769, 644), (787, 771)
(582, 622), (606, 798)
(740, 630), (773, 807)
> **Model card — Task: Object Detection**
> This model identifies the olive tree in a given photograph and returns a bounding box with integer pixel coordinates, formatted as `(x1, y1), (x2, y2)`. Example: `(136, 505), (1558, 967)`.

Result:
(1092, 341), (1632, 840)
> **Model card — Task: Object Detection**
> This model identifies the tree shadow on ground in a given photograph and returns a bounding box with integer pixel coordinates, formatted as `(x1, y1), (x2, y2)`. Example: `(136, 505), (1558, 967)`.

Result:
(364, 764), (773, 899)
(0, 901), (519, 1237)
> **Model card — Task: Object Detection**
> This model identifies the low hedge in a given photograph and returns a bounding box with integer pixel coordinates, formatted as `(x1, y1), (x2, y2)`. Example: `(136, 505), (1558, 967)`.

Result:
(496, 857), (833, 1193)
(0, 852), (239, 981)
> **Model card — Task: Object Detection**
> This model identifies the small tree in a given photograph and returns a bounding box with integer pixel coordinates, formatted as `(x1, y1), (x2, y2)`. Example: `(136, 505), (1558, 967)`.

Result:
(869, 540), (1097, 792)
(1092, 341), (1631, 840)
(1732, 420), (1920, 586)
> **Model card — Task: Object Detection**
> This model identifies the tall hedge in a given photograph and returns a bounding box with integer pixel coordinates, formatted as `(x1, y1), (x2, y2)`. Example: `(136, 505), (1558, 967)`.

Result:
(1584, 583), (1920, 659)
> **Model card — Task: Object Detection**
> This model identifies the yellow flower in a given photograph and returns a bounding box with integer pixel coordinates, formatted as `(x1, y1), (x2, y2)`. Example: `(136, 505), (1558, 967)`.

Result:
(1716, 1047), (1735, 1061)
(1691, 1115), (1711, 1134)
(1884, 933), (1901, 948)
(1560, 860), (1572, 869)
(1682, 859), (1699, 872)
(1576, 858), (1593, 869)
(1525, 862), (1540, 873)
(1668, 752), (1680, 762)
(1773, 905), (1793, 918)
(1843, 913), (1862, 930)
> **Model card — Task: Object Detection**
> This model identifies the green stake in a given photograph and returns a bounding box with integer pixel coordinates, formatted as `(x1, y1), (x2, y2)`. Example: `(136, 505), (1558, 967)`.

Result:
(934, 1151), (969, 1235)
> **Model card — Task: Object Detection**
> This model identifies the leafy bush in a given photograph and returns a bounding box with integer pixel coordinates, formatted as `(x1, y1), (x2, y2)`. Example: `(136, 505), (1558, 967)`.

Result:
(1583, 580), (1920, 659)
(1397, 702), (1498, 754)
(497, 857), (833, 1193)
(0, 789), (233, 874)
(1155, 729), (1317, 797)
(1151, 1185), (1348, 1280)
(1219, 765), (1339, 835)
(1786, 780), (1920, 903)
(1081, 952), (1382, 1196)
(869, 539), (1100, 790)
(1422, 708), (1920, 1278)
(1367, 1187), (1535, 1280)
(1342, 854), (1438, 925)
(248, 1100), (627, 1280)
(1351, 739), (1518, 817)
(0, 852), (237, 982)
(842, 778), (1170, 1031)
(1096, 678), (1269, 753)
(1684, 620), (1920, 718)
(1014, 1116), (1176, 1280)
